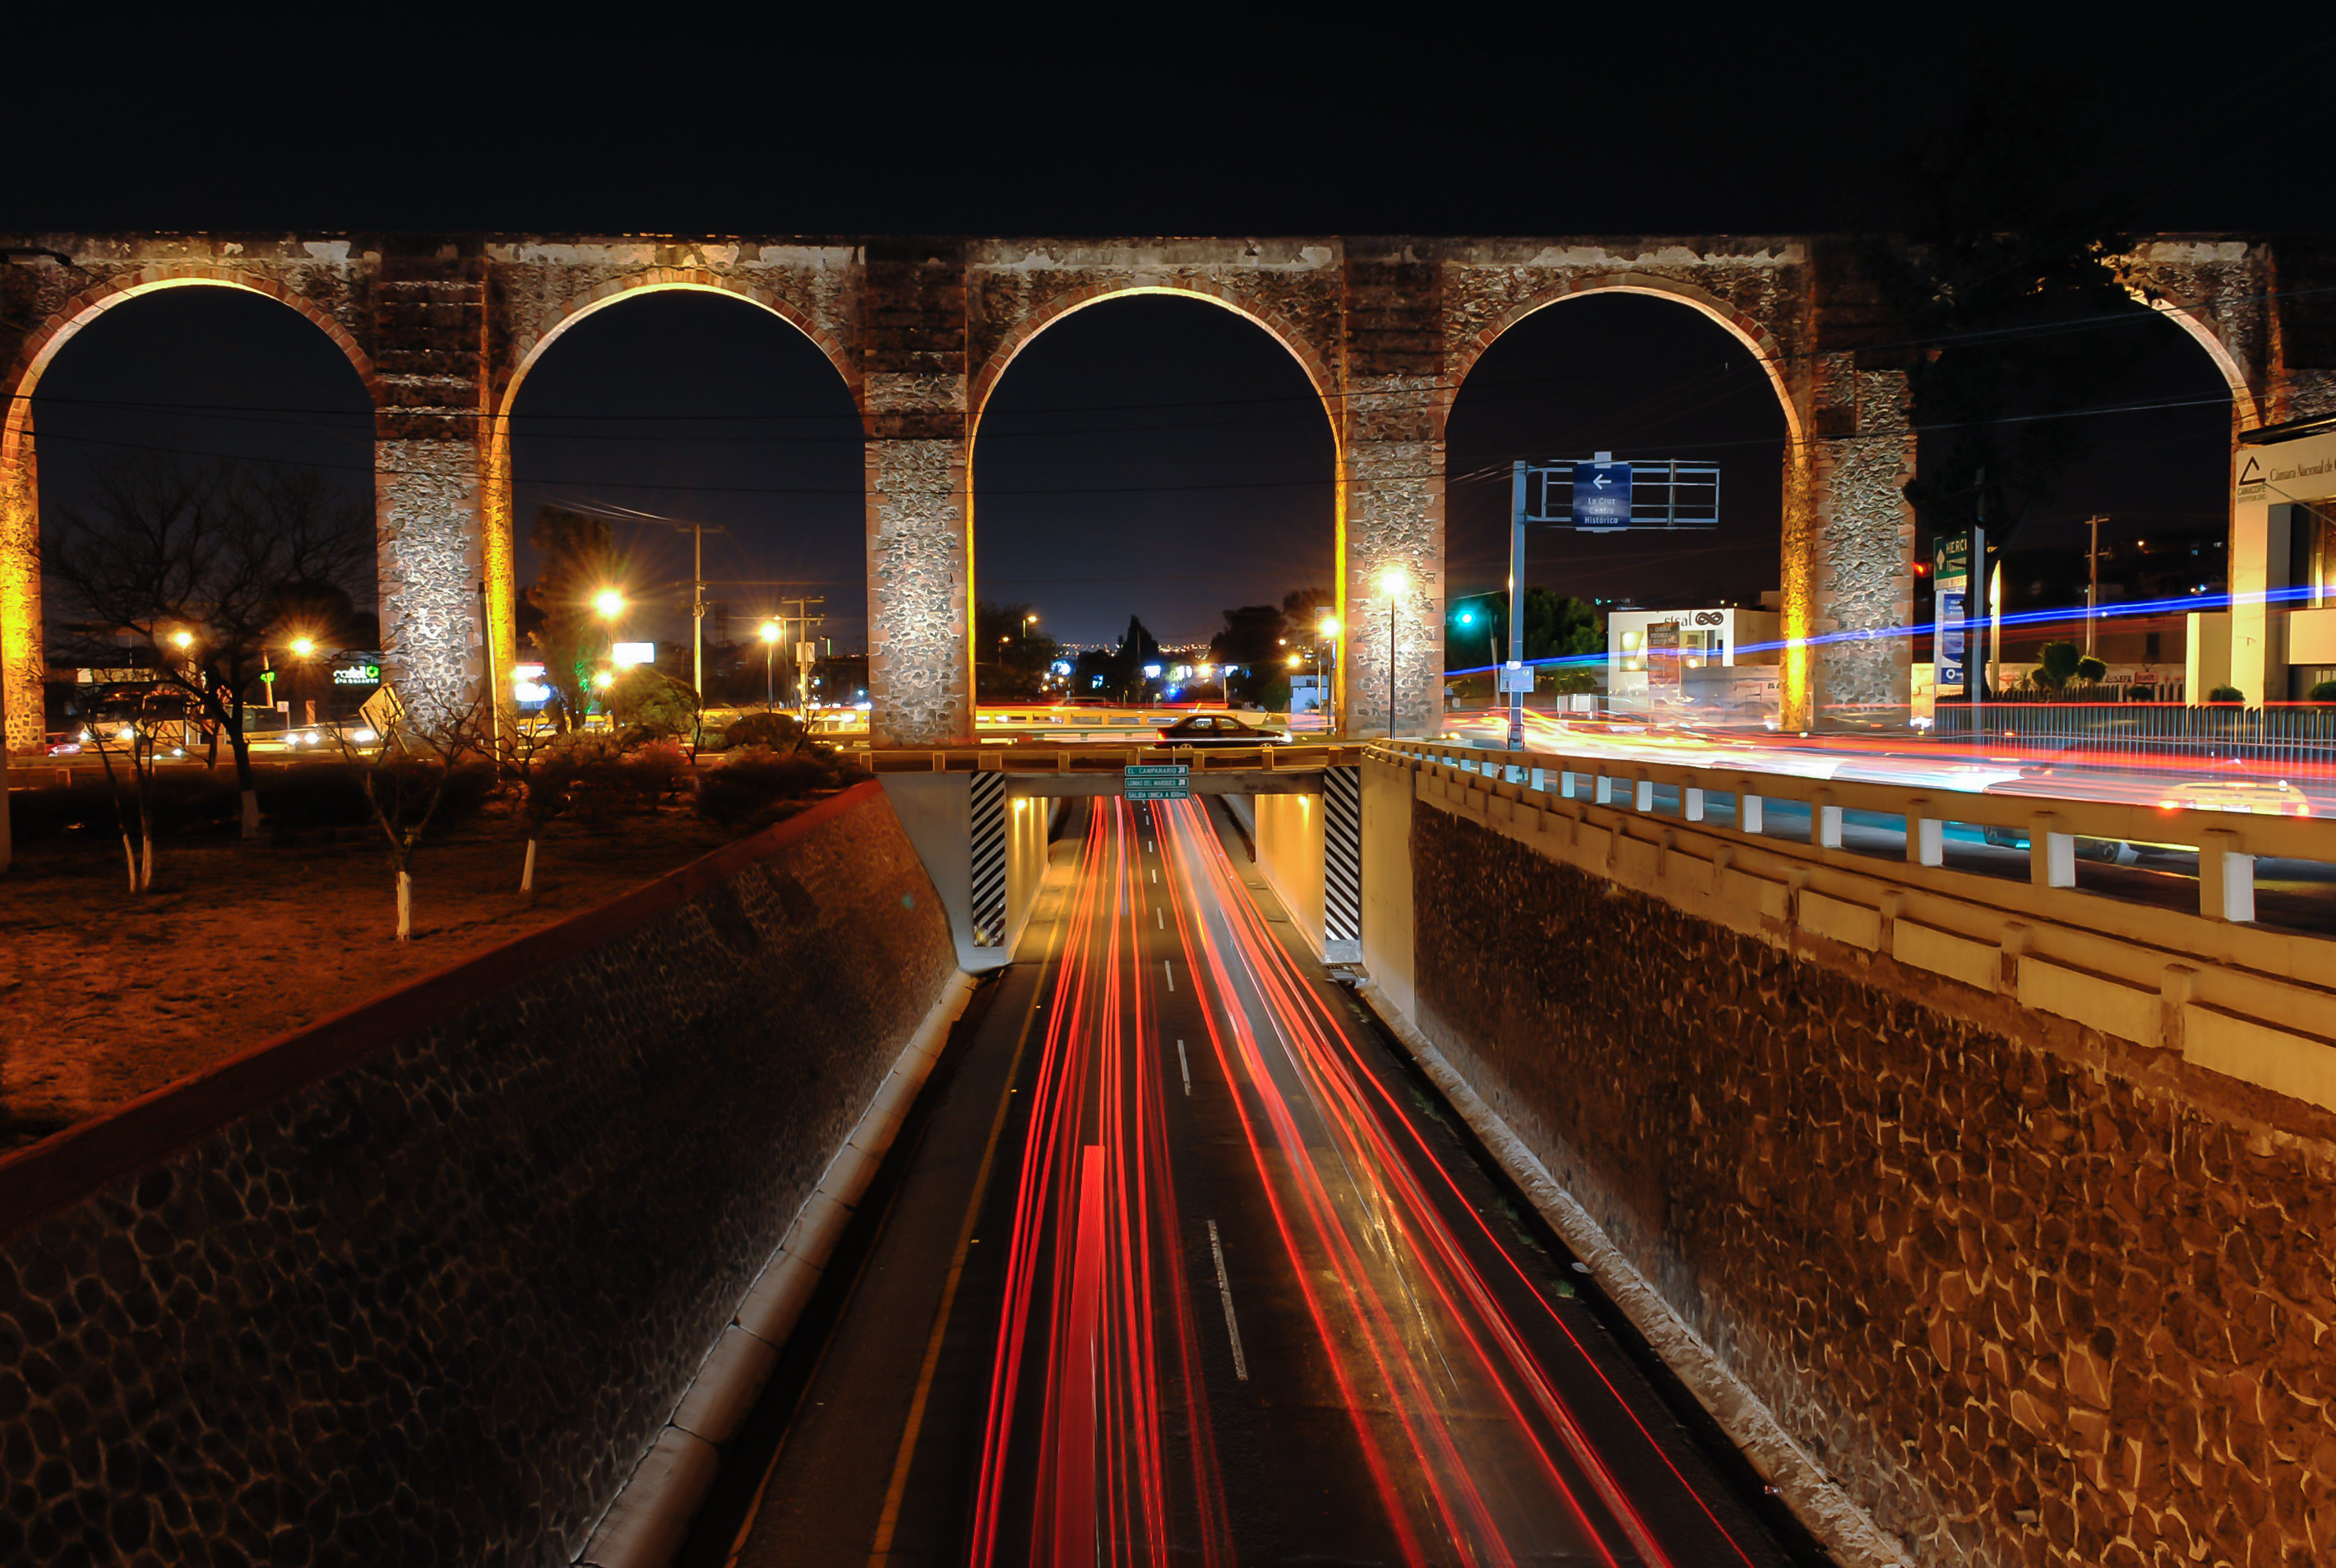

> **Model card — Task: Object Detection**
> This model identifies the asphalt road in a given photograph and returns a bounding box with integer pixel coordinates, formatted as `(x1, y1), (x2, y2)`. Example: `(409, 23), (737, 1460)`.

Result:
(686, 798), (1817, 1566)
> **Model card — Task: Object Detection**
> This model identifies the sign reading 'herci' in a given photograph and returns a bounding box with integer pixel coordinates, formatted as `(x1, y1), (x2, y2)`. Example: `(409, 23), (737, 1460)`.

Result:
(1124, 764), (1191, 801)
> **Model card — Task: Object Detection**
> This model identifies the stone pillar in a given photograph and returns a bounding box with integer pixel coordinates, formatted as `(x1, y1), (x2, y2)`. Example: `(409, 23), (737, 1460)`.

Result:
(372, 248), (491, 710)
(0, 442), (38, 754)
(863, 242), (972, 747)
(1790, 352), (1914, 728)
(1343, 250), (1443, 739)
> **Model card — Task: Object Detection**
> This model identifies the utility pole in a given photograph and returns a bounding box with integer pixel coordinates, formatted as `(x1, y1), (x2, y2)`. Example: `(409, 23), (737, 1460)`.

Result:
(2083, 513), (2108, 656)
(1507, 461), (1528, 751)
(783, 596), (825, 710)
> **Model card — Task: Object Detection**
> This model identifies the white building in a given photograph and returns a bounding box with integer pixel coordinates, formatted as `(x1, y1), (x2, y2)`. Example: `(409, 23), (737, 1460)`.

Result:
(2190, 414), (2336, 702)
(1607, 605), (1780, 714)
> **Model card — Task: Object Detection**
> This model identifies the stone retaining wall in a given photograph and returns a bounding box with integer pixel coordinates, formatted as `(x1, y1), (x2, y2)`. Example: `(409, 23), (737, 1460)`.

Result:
(1405, 797), (2336, 1568)
(0, 781), (956, 1566)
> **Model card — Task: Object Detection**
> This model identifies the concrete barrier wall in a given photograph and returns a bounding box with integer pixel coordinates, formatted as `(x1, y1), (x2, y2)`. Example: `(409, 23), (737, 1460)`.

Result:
(1248, 793), (1326, 955)
(0, 782), (957, 1566)
(1367, 752), (2336, 1568)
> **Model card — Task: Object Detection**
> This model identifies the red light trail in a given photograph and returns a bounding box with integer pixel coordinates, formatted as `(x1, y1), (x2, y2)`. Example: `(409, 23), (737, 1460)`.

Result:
(966, 793), (1782, 1565)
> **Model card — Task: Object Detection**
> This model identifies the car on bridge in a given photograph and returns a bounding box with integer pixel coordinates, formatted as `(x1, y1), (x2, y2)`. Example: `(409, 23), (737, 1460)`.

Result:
(1156, 713), (1290, 746)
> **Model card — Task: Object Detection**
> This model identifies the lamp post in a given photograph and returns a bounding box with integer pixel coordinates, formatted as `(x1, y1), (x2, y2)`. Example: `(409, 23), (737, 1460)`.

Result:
(1379, 567), (1409, 738)
(759, 619), (781, 709)
(1317, 613), (1340, 734)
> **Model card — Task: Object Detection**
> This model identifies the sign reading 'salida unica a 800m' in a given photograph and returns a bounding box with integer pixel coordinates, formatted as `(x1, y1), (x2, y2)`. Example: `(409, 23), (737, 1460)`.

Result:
(1123, 765), (1190, 802)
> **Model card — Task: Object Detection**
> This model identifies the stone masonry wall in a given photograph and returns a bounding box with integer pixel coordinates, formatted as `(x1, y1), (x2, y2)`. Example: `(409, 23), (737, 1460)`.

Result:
(0, 783), (956, 1566)
(1408, 798), (2336, 1568)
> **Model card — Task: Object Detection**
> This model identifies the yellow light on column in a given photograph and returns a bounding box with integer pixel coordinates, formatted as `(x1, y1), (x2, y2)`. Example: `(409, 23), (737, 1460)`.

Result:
(1379, 567), (1409, 599)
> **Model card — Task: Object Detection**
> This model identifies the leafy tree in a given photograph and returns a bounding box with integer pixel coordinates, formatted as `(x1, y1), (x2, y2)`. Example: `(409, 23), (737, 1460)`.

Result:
(2032, 641), (2084, 691)
(45, 454), (372, 840)
(1863, 49), (2152, 555)
(2075, 654), (2108, 686)
(1448, 589), (1603, 664)
(1210, 604), (1288, 701)
(607, 664), (699, 740)
(975, 600), (1061, 700)
(524, 506), (622, 731)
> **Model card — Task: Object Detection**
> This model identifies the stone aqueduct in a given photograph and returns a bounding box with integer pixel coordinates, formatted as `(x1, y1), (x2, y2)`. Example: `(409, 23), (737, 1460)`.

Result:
(1, 232), (2325, 754)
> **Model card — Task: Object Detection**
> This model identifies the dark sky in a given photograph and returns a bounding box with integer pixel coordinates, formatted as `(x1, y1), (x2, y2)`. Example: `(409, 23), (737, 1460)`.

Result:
(15, 5), (2325, 656)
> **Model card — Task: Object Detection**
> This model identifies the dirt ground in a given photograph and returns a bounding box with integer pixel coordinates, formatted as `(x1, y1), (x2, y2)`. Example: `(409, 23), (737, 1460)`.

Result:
(0, 807), (742, 1151)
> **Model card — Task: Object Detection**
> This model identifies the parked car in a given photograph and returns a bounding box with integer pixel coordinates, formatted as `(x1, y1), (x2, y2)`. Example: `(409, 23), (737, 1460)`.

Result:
(1156, 714), (1289, 746)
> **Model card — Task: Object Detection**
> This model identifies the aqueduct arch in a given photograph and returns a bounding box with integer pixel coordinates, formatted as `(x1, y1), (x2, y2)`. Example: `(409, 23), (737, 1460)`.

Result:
(0, 268), (385, 752)
(483, 271), (867, 710)
(965, 280), (1344, 716)
(1442, 275), (1817, 715)
(1, 232), (2325, 752)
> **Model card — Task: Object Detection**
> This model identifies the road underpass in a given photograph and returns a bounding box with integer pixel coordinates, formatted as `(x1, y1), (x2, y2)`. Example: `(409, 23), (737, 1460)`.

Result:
(688, 794), (1814, 1567)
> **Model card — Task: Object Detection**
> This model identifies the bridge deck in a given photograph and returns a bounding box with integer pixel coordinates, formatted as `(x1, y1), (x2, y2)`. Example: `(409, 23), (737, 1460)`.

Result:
(862, 742), (1364, 777)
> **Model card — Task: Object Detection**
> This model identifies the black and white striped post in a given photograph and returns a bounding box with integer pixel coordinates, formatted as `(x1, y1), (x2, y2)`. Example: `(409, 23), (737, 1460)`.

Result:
(1324, 765), (1362, 962)
(969, 771), (1007, 947)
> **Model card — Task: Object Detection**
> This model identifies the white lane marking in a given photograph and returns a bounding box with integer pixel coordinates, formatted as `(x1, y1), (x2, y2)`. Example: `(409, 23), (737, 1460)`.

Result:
(1163, 961), (1175, 992)
(1146, 842), (1154, 853)
(1155, 908), (1163, 929)
(1151, 868), (1157, 885)
(1207, 1220), (1249, 1381)
(1176, 1039), (1191, 1095)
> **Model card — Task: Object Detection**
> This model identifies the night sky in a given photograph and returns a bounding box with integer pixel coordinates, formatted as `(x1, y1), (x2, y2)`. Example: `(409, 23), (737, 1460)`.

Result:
(13, 5), (2328, 656)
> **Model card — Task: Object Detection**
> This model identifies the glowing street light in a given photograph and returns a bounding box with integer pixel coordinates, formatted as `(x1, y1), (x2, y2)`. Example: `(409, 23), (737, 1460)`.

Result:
(289, 636), (315, 659)
(594, 588), (627, 620)
(593, 669), (615, 691)
(759, 619), (782, 708)
(170, 630), (193, 650)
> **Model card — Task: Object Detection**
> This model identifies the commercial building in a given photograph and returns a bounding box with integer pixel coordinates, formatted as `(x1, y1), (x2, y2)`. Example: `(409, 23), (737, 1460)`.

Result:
(2192, 414), (2336, 701)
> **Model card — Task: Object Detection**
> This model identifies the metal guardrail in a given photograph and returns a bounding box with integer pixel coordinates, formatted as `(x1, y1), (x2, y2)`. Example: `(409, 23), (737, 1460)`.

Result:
(1377, 738), (2336, 937)
(865, 743), (1365, 775)
(1931, 703), (2336, 776)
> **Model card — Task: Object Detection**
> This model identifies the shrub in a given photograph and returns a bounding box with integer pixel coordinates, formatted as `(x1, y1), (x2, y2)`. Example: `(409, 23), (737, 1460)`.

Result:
(608, 666), (699, 739)
(2032, 641), (2082, 691)
(2310, 679), (2336, 704)
(722, 710), (808, 751)
(257, 764), (373, 829)
(2125, 685), (2157, 702)
(695, 748), (834, 829)
(7, 780), (122, 841)
(622, 739), (692, 806)
(2075, 655), (2108, 685)
(2208, 685), (2246, 704)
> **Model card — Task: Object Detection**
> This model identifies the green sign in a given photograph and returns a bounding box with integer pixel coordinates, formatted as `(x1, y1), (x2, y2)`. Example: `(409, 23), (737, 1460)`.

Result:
(1124, 764), (1191, 801)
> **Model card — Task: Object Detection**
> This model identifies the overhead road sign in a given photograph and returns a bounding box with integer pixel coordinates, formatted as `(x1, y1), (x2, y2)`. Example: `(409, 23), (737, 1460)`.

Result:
(1124, 763), (1191, 801)
(1515, 451), (1722, 532)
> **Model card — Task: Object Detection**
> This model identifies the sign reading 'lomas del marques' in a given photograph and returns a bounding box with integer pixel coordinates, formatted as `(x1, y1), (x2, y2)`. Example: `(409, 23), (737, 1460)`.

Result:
(1123, 765), (1190, 802)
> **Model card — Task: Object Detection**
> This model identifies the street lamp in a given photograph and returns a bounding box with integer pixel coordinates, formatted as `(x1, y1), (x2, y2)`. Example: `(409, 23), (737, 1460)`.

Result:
(759, 619), (781, 709)
(1380, 567), (1409, 738)
(594, 589), (626, 621)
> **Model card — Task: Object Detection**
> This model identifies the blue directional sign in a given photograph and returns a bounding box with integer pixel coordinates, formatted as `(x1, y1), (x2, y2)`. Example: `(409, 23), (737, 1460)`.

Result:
(1570, 459), (1633, 530)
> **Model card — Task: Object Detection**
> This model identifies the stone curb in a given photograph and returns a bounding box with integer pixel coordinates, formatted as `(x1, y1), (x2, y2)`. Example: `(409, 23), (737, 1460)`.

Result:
(1354, 980), (1918, 1568)
(575, 968), (981, 1568)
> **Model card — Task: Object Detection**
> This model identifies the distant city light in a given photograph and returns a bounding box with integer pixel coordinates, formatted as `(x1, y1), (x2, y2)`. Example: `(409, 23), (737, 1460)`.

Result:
(1142, 664), (1163, 678)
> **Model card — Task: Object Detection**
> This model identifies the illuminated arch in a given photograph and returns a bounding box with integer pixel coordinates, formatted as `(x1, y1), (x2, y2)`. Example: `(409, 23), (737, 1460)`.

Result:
(0, 268), (383, 752)
(482, 270), (867, 701)
(964, 282), (1344, 712)
(1445, 271), (1803, 444)
(2127, 291), (2259, 428)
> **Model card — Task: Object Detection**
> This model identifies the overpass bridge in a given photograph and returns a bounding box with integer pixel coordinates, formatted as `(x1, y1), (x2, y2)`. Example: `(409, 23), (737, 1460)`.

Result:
(2, 726), (2334, 1566)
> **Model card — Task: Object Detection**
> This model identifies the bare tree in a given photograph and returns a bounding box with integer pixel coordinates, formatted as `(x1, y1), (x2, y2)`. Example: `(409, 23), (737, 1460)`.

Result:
(82, 690), (173, 893)
(497, 720), (585, 895)
(339, 691), (488, 941)
(45, 454), (372, 840)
